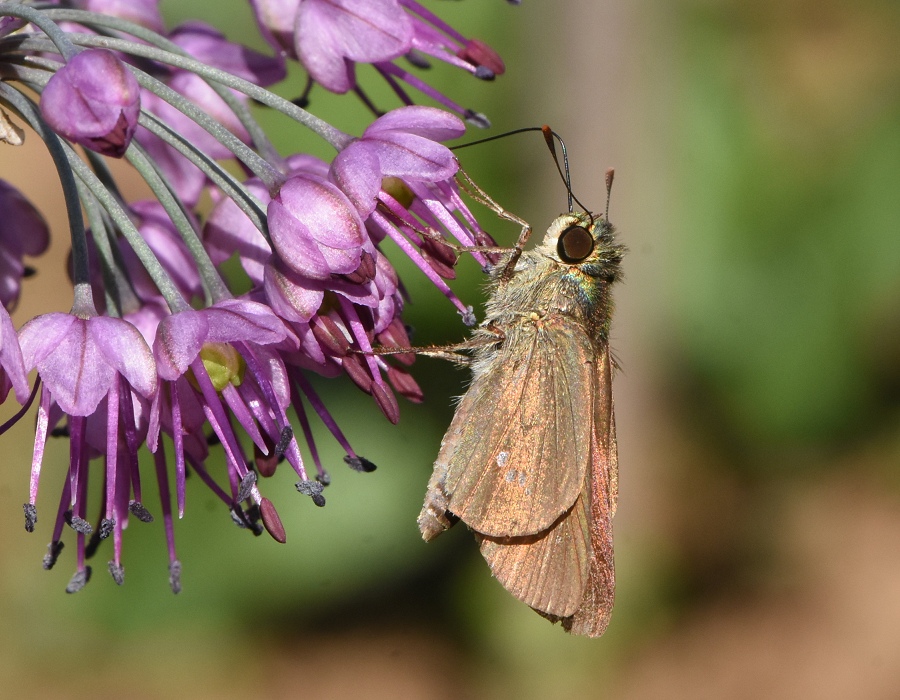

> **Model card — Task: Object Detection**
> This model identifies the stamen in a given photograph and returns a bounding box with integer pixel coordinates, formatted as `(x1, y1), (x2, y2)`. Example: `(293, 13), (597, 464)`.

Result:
(296, 479), (326, 507)
(23, 503), (37, 533)
(108, 561), (125, 585)
(344, 456), (377, 473)
(42, 540), (64, 570)
(65, 566), (91, 594)
(259, 497), (286, 543)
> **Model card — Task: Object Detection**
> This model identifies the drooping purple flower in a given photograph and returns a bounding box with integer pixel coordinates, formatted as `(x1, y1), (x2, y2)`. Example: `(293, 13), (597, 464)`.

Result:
(122, 200), (204, 305)
(204, 154), (329, 286)
(41, 49), (141, 158)
(331, 106), (496, 319)
(169, 21), (287, 87)
(16, 313), (157, 591)
(132, 90), (209, 207)
(247, 0), (299, 55)
(149, 299), (300, 538)
(0, 180), (51, 309)
(19, 314), (155, 417)
(331, 105), (463, 214)
(204, 178), (272, 286)
(134, 74), (252, 208)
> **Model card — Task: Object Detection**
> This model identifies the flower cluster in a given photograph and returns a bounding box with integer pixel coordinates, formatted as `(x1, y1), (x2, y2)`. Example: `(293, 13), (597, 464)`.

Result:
(0, 0), (509, 592)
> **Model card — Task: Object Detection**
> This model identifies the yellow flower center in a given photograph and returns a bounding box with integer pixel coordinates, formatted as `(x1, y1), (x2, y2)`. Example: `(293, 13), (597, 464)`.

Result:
(189, 342), (245, 392)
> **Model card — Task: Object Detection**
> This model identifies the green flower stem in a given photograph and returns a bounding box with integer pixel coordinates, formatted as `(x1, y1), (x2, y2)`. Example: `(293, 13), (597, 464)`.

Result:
(5, 45), (284, 191)
(34, 28), (355, 152)
(137, 110), (268, 239)
(125, 142), (231, 305)
(78, 184), (136, 317)
(82, 148), (126, 205)
(124, 63), (285, 193)
(4, 60), (270, 266)
(0, 82), (92, 309)
(57, 140), (191, 314)
(0, 3), (78, 61)
(41, 8), (282, 165)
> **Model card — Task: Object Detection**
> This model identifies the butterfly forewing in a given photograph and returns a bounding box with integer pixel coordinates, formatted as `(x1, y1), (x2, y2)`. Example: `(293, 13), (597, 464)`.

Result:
(441, 316), (594, 537)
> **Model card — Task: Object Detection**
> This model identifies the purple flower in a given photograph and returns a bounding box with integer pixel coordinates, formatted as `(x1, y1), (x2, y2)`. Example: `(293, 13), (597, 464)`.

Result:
(204, 154), (330, 286)
(149, 299), (297, 539)
(0, 180), (51, 309)
(248, 0), (303, 56)
(295, 0), (413, 94)
(249, 0), (505, 124)
(123, 200), (204, 304)
(41, 49), (141, 158)
(332, 106), (496, 318)
(0, 16), (26, 39)
(204, 177), (273, 285)
(169, 21), (286, 87)
(331, 105), (463, 214)
(17, 313), (157, 591)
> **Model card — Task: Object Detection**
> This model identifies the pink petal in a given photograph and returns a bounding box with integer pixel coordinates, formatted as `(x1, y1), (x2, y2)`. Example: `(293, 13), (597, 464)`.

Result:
(88, 316), (157, 398)
(364, 106), (466, 141)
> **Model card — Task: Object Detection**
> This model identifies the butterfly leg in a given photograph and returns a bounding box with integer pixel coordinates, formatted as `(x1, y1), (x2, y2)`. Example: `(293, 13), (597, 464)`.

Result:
(455, 166), (532, 281)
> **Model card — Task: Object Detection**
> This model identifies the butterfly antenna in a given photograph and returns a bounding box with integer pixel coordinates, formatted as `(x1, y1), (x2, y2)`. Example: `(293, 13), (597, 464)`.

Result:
(451, 125), (591, 215)
(540, 125), (592, 216)
(604, 167), (615, 221)
(450, 126), (545, 151)
(540, 126), (572, 212)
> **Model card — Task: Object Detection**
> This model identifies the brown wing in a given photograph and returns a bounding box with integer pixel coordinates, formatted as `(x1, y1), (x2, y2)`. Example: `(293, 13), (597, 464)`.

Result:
(561, 347), (617, 637)
(476, 494), (591, 618)
(439, 315), (594, 538)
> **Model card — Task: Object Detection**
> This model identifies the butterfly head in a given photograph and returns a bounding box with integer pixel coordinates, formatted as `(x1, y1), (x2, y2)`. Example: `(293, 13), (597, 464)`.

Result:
(540, 212), (624, 282)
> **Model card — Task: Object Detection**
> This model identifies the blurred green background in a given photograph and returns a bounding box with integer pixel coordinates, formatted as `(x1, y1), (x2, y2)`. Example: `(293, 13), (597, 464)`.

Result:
(1, 0), (899, 697)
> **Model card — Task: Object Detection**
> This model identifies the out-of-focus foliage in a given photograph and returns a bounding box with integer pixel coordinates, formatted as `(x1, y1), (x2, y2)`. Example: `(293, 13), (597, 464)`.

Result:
(670, 0), (900, 447)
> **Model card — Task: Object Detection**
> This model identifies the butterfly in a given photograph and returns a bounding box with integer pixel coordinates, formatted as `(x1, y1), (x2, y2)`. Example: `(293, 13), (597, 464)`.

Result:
(418, 172), (624, 636)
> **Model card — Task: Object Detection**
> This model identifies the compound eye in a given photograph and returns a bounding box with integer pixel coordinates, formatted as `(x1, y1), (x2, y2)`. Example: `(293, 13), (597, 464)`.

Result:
(557, 225), (594, 263)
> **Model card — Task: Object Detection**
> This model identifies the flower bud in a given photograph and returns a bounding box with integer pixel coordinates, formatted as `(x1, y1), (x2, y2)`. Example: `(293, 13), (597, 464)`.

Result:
(41, 49), (141, 158)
